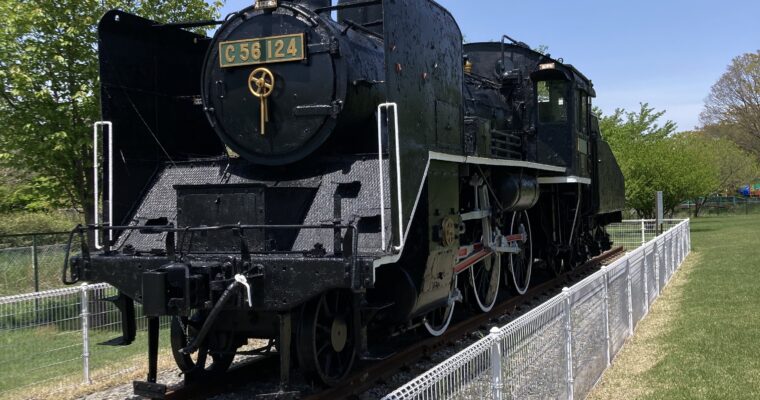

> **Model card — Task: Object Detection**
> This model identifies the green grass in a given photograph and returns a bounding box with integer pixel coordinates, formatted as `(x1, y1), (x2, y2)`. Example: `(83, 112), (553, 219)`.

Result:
(591, 214), (760, 399)
(0, 239), (72, 297)
(0, 324), (171, 397)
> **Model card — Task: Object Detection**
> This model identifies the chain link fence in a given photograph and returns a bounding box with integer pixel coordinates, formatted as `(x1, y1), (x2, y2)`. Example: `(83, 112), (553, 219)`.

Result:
(605, 219), (681, 251)
(677, 196), (760, 217)
(0, 284), (171, 399)
(0, 232), (72, 296)
(384, 219), (691, 400)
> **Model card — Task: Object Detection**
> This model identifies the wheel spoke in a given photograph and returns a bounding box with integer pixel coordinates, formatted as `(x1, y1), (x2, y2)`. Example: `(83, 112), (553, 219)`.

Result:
(320, 296), (332, 318)
(317, 323), (331, 336)
(299, 291), (355, 385)
(334, 291), (341, 315)
(323, 352), (333, 376)
(317, 341), (330, 357)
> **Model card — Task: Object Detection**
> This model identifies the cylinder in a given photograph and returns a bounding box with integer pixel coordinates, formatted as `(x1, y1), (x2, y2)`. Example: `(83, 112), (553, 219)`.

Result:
(492, 172), (539, 211)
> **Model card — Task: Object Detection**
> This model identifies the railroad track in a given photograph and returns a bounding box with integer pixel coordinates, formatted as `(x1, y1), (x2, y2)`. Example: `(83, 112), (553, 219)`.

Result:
(160, 247), (624, 400)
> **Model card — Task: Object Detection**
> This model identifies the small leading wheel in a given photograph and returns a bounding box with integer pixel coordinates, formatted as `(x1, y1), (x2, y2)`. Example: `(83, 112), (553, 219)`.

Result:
(469, 251), (501, 312)
(424, 274), (458, 336)
(507, 211), (533, 295)
(170, 314), (235, 380)
(297, 290), (356, 386)
(548, 251), (564, 277)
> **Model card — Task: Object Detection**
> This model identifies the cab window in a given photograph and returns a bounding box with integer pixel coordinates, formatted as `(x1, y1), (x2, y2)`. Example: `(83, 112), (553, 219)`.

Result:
(577, 91), (588, 133)
(537, 80), (568, 124)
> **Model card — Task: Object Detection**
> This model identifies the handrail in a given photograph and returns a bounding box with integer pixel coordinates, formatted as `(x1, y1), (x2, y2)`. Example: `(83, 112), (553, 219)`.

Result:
(62, 222), (361, 285)
(93, 121), (113, 249)
(376, 102), (403, 251)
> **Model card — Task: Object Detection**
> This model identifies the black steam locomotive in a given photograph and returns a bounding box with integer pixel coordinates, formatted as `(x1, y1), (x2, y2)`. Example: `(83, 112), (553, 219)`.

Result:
(64, 0), (624, 396)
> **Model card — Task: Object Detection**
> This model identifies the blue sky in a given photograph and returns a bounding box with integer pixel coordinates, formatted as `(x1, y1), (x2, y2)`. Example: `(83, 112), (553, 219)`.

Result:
(214, 0), (760, 131)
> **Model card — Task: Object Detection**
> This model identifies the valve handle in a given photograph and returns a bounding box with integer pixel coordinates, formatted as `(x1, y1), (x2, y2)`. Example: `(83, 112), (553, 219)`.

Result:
(248, 67), (275, 98)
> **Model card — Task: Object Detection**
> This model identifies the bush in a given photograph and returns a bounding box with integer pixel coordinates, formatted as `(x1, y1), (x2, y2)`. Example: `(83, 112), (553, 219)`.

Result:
(0, 211), (81, 237)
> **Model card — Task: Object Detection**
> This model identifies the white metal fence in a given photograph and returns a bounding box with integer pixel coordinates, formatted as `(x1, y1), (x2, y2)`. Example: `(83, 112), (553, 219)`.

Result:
(383, 219), (691, 400)
(605, 219), (681, 251)
(0, 283), (170, 398)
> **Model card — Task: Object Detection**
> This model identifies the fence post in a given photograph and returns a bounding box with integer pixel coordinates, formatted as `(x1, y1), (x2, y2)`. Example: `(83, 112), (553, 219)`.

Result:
(654, 241), (661, 296)
(563, 288), (574, 400)
(687, 221), (691, 252)
(602, 267), (611, 367)
(668, 236), (673, 279)
(80, 284), (92, 384)
(640, 220), (646, 246)
(643, 247), (649, 314)
(678, 227), (684, 264)
(32, 234), (40, 293)
(626, 259), (633, 336)
(489, 327), (503, 400)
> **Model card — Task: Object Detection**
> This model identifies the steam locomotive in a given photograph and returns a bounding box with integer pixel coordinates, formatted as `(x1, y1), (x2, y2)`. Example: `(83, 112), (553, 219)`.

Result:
(64, 0), (624, 396)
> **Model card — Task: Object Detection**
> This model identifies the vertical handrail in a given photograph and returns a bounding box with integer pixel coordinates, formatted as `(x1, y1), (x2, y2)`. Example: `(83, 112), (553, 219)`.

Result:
(93, 121), (113, 250)
(80, 284), (91, 384)
(376, 103), (403, 251)
(376, 105), (387, 250)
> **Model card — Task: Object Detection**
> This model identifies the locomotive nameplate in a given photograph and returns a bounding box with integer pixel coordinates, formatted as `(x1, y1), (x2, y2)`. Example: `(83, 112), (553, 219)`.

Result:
(219, 33), (305, 68)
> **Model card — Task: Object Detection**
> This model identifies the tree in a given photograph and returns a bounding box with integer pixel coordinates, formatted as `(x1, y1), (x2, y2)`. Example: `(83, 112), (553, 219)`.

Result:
(700, 51), (760, 157)
(685, 133), (759, 216)
(597, 104), (714, 217)
(0, 0), (222, 227)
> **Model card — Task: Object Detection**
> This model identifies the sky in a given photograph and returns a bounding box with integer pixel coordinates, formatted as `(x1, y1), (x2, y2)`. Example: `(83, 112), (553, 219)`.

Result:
(214, 0), (760, 131)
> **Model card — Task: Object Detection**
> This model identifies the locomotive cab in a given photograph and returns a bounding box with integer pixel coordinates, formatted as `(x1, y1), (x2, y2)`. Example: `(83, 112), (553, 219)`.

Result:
(531, 62), (595, 178)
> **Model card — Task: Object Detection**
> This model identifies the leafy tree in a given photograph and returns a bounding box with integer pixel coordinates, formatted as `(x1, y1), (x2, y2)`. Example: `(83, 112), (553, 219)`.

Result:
(0, 0), (222, 227)
(700, 51), (760, 157)
(685, 133), (759, 216)
(597, 103), (676, 147)
(597, 104), (713, 217)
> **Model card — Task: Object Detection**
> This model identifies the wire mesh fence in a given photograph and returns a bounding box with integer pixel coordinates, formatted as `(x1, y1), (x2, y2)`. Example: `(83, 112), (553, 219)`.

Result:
(676, 196), (760, 218)
(0, 284), (171, 399)
(605, 219), (681, 251)
(0, 232), (72, 296)
(383, 219), (691, 400)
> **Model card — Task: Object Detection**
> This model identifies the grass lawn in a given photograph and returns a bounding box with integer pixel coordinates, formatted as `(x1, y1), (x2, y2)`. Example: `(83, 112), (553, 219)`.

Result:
(589, 214), (760, 399)
(0, 324), (173, 399)
(0, 244), (71, 296)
